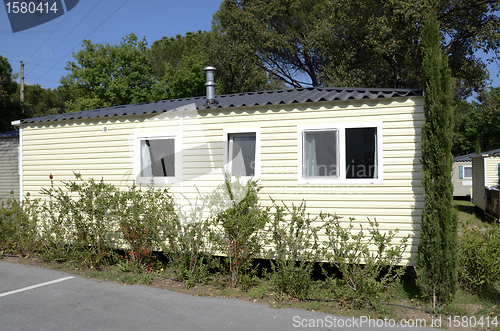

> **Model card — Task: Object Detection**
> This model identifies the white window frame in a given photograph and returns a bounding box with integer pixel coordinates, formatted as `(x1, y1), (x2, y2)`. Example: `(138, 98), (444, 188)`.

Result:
(134, 131), (182, 185)
(463, 165), (472, 179)
(223, 128), (261, 182)
(297, 122), (383, 184)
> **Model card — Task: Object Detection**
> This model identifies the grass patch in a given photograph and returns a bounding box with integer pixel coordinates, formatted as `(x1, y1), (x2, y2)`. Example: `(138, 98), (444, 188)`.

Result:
(455, 199), (494, 233)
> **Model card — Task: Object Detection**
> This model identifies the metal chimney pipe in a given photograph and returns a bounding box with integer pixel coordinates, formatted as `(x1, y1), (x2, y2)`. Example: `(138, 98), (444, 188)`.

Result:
(204, 66), (217, 104)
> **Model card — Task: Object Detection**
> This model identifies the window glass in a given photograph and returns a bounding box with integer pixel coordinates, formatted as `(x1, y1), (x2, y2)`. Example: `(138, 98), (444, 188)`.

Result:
(345, 127), (377, 179)
(140, 138), (175, 177)
(303, 130), (338, 177)
(464, 166), (472, 178)
(229, 133), (256, 177)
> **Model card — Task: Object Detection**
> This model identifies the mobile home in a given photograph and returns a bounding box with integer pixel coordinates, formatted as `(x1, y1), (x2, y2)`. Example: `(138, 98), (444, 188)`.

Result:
(472, 148), (500, 219)
(13, 83), (424, 263)
(0, 130), (19, 201)
(453, 153), (474, 198)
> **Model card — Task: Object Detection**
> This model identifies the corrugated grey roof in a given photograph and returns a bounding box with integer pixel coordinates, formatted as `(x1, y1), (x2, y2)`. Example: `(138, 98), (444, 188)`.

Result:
(478, 148), (500, 157)
(20, 87), (423, 124)
(454, 153), (476, 162)
(0, 130), (19, 138)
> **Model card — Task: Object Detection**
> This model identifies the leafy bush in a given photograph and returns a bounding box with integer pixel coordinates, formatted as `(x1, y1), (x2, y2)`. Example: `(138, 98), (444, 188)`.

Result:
(2, 172), (419, 310)
(162, 191), (214, 287)
(321, 215), (408, 307)
(38, 173), (118, 267)
(207, 175), (268, 287)
(0, 193), (40, 255)
(458, 226), (500, 293)
(115, 184), (176, 270)
(266, 199), (321, 301)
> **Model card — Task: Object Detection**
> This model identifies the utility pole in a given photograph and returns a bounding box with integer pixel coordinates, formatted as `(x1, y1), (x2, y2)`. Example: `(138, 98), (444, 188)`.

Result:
(20, 61), (24, 102)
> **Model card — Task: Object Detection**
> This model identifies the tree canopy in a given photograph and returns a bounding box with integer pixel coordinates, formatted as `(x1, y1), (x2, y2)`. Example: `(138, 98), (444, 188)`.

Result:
(18, 0), (497, 156)
(213, 0), (500, 97)
(13, 84), (68, 118)
(61, 33), (155, 112)
(453, 87), (500, 155)
(149, 30), (212, 99)
(149, 29), (283, 96)
(0, 55), (23, 132)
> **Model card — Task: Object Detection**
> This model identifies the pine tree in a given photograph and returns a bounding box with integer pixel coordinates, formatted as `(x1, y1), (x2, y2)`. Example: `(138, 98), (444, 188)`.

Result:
(416, 0), (458, 307)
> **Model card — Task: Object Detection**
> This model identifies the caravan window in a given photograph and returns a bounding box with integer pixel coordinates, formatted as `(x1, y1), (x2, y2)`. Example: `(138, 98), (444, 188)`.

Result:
(135, 132), (182, 184)
(224, 128), (261, 181)
(298, 123), (382, 184)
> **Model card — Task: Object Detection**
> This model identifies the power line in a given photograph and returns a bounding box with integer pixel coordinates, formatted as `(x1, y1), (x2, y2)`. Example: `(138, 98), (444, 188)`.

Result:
(0, 50), (67, 69)
(26, 77), (62, 84)
(83, 0), (129, 40)
(25, 63), (66, 70)
(27, 0), (104, 78)
(33, 0), (129, 86)
(25, 3), (74, 65)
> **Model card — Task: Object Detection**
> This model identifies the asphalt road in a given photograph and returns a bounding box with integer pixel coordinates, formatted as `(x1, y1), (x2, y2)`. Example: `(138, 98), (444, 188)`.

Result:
(0, 260), (437, 330)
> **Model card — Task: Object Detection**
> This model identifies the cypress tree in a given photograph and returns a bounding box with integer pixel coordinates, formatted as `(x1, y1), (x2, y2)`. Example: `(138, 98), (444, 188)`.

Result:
(416, 0), (458, 307)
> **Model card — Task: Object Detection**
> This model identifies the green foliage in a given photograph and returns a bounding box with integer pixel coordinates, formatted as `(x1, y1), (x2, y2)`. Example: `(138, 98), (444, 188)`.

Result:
(17, 84), (68, 118)
(416, 2), (458, 306)
(207, 176), (268, 287)
(61, 34), (155, 112)
(453, 99), (481, 155)
(0, 55), (24, 132)
(37, 174), (179, 271)
(213, 0), (329, 88)
(161, 192), (214, 288)
(459, 226), (500, 293)
(1, 175), (417, 308)
(322, 215), (408, 307)
(151, 53), (209, 100)
(38, 173), (119, 267)
(0, 193), (40, 255)
(266, 200), (321, 301)
(213, 0), (499, 95)
(453, 87), (500, 155)
(321, 0), (424, 89)
(149, 31), (212, 99)
(115, 184), (176, 270)
(211, 0), (289, 93)
(150, 29), (282, 95)
(149, 31), (211, 77)
(475, 87), (500, 152)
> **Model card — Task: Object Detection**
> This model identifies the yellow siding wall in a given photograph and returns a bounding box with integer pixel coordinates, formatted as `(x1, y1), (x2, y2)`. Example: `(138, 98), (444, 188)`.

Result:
(0, 137), (19, 200)
(472, 156), (500, 211)
(22, 97), (424, 264)
(486, 156), (500, 188)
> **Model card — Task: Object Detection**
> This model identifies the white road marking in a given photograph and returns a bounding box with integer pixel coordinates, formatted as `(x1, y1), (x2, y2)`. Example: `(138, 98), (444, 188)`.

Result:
(0, 276), (75, 298)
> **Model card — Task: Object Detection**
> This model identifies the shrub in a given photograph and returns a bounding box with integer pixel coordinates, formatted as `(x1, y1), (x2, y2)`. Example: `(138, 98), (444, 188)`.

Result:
(0, 193), (39, 255)
(458, 226), (500, 293)
(115, 184), (176, 270)
(321, 215), (408, 307)
(416, 2), (458, 306)
(161, 191), (214, 287)
(38, 173), (119, 267)
(207, 175), (268, 287)
(266, 199), (321, 301)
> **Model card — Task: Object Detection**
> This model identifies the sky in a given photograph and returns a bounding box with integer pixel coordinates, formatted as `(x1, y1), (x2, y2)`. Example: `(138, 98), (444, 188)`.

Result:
(0, 0), (224, 90)
(0, 0), (499, 93)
